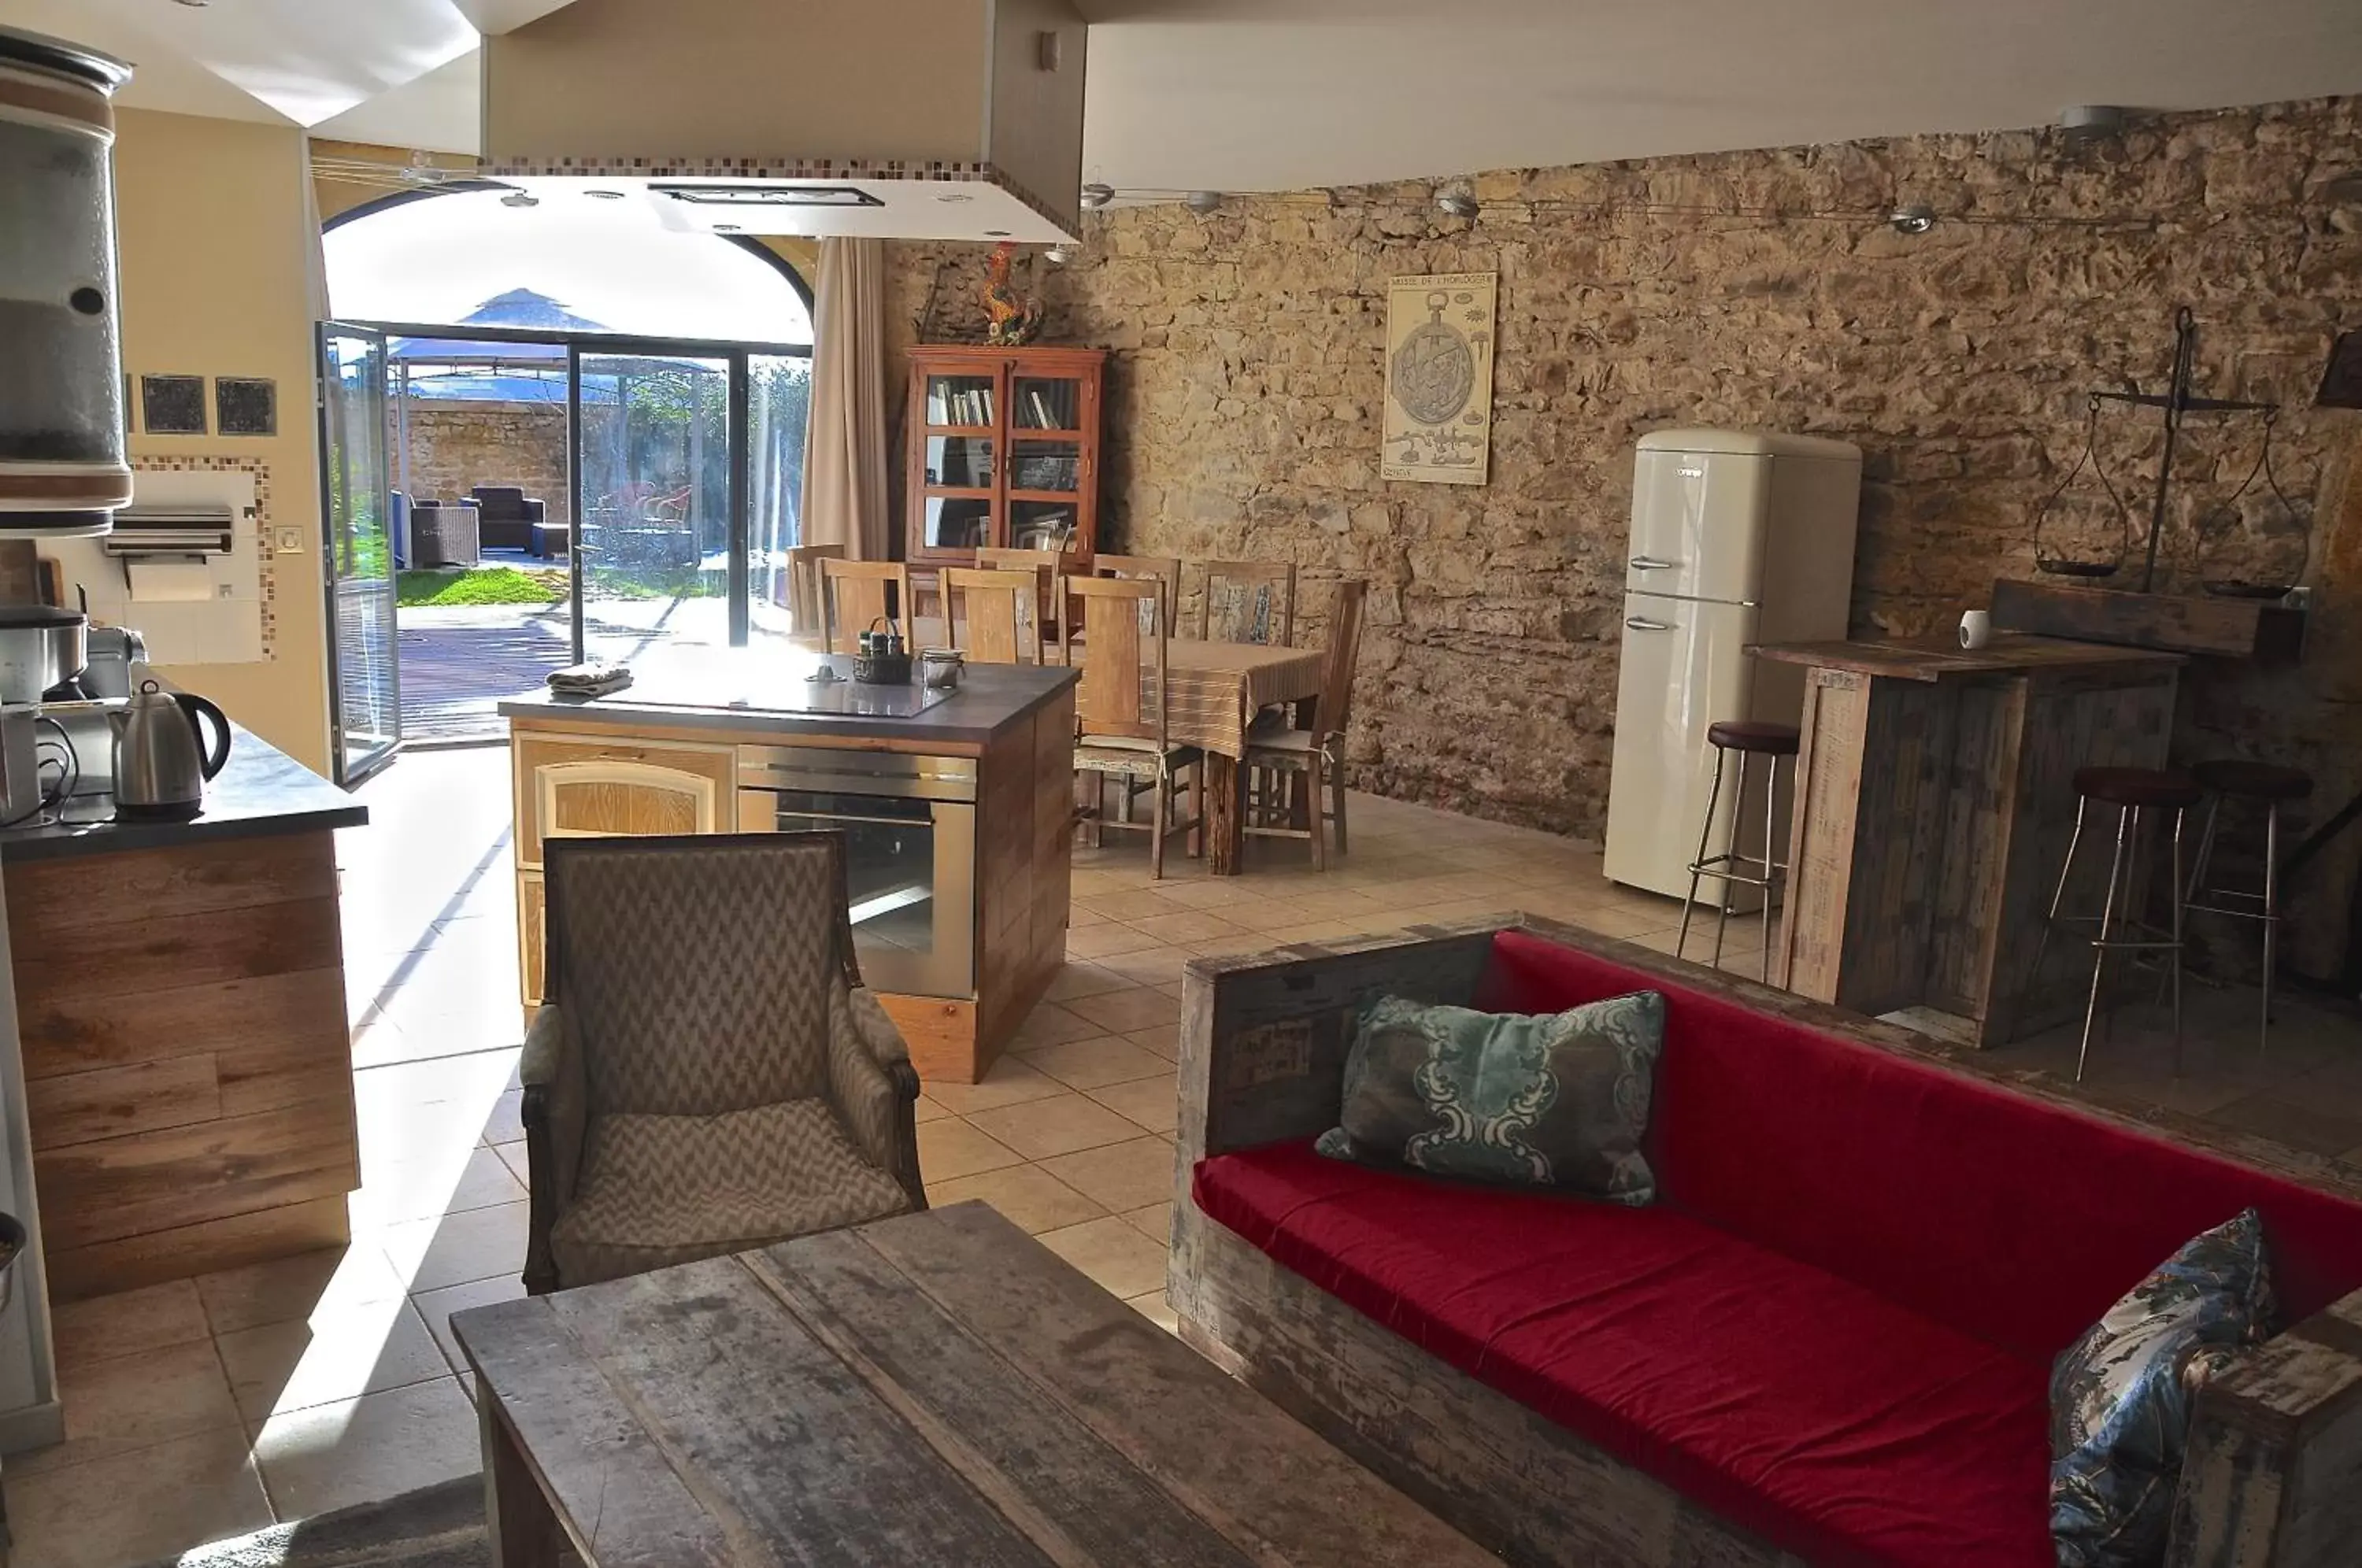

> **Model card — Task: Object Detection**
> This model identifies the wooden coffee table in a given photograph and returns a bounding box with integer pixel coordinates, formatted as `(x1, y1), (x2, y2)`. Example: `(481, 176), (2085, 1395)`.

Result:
(452, 1202), (1490, 1566)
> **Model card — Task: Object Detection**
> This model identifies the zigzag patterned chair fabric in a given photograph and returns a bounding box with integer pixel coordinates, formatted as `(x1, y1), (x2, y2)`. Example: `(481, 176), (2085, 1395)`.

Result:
(520, 833), (926, 1292)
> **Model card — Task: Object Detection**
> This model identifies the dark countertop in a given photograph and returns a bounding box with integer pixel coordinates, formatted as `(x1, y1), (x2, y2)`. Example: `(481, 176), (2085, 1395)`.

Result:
(0, 719), (366, 864)
(500, 650), (1079, 747)
(1751, 634), (2186, 682)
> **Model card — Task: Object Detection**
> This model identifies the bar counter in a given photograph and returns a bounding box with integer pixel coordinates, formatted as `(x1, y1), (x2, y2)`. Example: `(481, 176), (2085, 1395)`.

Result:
(1754, 634), (2183, 1046)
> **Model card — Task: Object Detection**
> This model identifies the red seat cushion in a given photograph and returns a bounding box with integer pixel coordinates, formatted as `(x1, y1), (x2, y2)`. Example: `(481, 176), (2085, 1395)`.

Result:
(1477, 930), (2362, 1359)
(1196, 1141), (2052, 1566)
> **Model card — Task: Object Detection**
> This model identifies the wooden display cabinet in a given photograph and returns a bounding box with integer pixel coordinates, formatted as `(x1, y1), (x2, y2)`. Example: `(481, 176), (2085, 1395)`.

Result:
(904, 345), (1105, 575)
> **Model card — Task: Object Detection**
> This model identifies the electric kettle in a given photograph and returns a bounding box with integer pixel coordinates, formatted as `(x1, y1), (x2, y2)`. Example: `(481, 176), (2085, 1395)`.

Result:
(109, 679), (230, 819)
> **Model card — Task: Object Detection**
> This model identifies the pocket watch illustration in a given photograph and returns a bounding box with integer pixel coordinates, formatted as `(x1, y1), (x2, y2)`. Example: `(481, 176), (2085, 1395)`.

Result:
(1391, 289), (1477, 426)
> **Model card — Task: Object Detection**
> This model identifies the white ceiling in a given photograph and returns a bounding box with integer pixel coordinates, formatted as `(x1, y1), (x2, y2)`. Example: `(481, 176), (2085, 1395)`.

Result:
(6, 0), (2360, 191)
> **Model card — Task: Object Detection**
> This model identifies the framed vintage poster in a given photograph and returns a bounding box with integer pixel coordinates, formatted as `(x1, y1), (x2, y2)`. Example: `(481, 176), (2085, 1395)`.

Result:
(1383, 272), (1496, 485)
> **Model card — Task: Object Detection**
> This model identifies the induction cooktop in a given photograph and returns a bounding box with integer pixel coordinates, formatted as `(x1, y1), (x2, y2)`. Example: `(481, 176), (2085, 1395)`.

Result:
(590, 657), (953, 719)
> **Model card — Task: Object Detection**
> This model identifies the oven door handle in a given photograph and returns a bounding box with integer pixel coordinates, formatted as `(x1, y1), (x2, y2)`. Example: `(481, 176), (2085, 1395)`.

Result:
(770, 809), (938, 830)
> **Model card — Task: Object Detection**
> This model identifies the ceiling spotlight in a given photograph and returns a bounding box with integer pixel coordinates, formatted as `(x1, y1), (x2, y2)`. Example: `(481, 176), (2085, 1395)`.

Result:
(1436, 190), (1479, 220)
(935, 191), (975, 205)
(1183, 190), (1223, 215)
(1887, 203), (1937, 235)
(170, 0), (208, 7)
(2060, 105), (2128, 140)
(584, 188), (626, 201)
(1079, 182), (1115, 209)
(984, 229), (1010, 238)
(711, 223), (741, 232)
(499, 190), (540, 209)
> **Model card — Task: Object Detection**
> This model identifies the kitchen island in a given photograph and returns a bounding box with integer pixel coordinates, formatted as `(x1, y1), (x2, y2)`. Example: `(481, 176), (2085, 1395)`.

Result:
(1757, 634), (2183, 1047)
(2, 723), (367, 1301)
(501, 651), (1079, 1084)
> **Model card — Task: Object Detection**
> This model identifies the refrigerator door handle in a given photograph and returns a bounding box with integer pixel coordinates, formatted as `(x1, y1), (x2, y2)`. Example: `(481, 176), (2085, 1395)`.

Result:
(1625, 616), (1676, 631)
(1629, 555), (1681, 570)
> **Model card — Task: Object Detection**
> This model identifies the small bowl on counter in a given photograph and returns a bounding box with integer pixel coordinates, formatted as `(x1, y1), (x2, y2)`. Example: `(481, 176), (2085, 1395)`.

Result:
(920, 648), (965, 692)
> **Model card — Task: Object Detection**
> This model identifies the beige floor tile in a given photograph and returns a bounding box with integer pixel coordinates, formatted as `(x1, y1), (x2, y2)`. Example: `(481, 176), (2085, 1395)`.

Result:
(1280, 888), (1391, 921)
(4, 1425), (273, 1568)
(1181, 930), (1272, 959)
(1064, 922), (1167, 960)
(352, 1144), (527, 1228)
(1146, 878), (1265, 911)
(1077, 888), (1186, 922)
(1065, 902), (1114, 928)
(1018, 1033), (1171, 1089)
(50, 1278), (211, 1374)
(964, 1093), (1145, 1160)
(2205, 1093), (2362, 1158)
(920, 1055), (1064, 1115)
(1038, 1137), (1175, 1213)
(217, 1296), (451, 1425)
(413, 1274), (529, 1377)
(1006, 1000), (1107, 1051)
(927, 1165), (1106, 1234)
(1063, 986), (1180, 1034)
(1036, 1215), (1168, 1299)
(1088, 1074), (1180, 1136)
(493, 1138), (533, 1186)
(197, 1243), (410, 1337)
(377, 1200), (529, 1293)
(1096, 944), (1194, 986)
(14, 1337), (241, 1477)
(1126, 908), (1249, 945)
(1120, 1202), (1173, 1243)
(250, 1376), (480, 1520)
(916, 1116), (1025, 1181)
(1123, 1023), (1180, 1062)
(479, 1087), (524, 1147)
(1127, 1290), (1183, 1334)
(1044, 961), (1132, 1001)
(1559, 903), (1673, 939)
(913, 1093), (952, 1123)
(1217, 897), (1319, 932)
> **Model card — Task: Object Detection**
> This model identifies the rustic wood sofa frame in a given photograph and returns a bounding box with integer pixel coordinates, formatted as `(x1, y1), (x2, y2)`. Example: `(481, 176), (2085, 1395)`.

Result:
(1168, 914), (2362, 1568)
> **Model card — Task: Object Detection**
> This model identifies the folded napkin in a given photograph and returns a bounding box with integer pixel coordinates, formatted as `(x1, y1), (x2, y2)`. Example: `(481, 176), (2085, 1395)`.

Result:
(547, 662), (632, 697)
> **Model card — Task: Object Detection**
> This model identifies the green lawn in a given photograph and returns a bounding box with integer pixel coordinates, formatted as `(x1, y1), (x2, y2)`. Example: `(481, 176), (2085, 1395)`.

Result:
(395, 567), (564, 608)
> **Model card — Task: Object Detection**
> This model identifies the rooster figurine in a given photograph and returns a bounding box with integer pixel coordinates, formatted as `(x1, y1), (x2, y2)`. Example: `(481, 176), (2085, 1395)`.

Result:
(979, 242), (1042, 346)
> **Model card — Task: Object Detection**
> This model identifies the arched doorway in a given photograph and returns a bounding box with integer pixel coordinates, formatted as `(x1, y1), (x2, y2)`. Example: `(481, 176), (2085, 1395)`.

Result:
(317, 187), (815, 771)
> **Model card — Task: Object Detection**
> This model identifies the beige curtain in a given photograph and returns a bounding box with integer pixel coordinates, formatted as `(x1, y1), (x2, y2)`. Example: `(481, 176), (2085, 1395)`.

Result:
(802, 237), (890, 560)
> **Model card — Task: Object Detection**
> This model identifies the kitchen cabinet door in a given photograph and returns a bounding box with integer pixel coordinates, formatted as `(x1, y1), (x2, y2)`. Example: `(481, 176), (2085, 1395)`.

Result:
(515, 735), (736, 867)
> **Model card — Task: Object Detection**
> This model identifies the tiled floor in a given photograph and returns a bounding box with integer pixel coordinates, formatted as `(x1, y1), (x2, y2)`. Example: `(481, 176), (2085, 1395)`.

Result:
(19, 745), (2360, 1566)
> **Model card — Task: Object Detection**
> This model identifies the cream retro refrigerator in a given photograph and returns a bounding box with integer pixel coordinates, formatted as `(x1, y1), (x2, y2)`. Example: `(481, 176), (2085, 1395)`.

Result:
(1603, 429), (1863, 906)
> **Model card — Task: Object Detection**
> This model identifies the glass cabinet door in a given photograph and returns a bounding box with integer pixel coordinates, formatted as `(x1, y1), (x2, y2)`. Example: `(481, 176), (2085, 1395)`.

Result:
(926, 373), (998, 429)
(1012, 375), (1082, 433)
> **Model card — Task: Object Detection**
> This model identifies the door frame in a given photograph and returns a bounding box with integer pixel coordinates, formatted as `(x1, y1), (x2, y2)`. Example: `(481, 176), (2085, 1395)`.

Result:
(316, 320), (402, 788)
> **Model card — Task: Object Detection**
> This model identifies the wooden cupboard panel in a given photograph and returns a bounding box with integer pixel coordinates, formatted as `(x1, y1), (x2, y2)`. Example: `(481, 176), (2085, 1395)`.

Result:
(17, 967), (350, 1079)
(13, 896), (344, 1006)
(514, 734), (736, 867)
(35, 1105), (361, 1251)
(28, 1056), (223, 1150)
(46, 1196), (350, 1305)
(519, 871), (546, 1006)
(2, 833), (340, 929)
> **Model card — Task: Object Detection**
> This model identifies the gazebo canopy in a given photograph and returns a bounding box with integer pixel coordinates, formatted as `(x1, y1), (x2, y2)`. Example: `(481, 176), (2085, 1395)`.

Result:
(390, 287), (611, 365)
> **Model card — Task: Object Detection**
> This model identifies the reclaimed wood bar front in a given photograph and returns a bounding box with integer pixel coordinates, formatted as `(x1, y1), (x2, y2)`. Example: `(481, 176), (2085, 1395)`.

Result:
(1757, 634), (2184, 1046)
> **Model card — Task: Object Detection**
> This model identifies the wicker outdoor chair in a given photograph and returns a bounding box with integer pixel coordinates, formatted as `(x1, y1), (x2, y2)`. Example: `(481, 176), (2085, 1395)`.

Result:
(520, 832), (926, 1294)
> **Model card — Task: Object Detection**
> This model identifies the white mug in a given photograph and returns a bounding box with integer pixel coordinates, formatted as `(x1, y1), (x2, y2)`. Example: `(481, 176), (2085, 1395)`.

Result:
(1958, 609), (1992, 650)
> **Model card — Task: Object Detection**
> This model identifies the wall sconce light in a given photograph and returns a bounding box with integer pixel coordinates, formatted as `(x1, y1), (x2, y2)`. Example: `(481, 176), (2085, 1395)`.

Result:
(1043, 245), (1073, 265)
(1183, 190), (1224, 215)
(1079, 182), (1116, 209)
(1887, 203), (1937, 235)
(1436, 190), (1480, 220)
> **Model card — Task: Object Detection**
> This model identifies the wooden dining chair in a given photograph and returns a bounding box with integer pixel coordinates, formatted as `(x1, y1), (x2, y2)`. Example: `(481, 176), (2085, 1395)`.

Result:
(975, 546), (1068, 645)
(1064, 575), (1201, 878)
(1242, 579), (1367, 870)
(782, 543), (844, 635)
(820, 559), (914, 654)
(1091, 553), (1181, 631)
(1197, 560), (1297, 646)
(942, 567), (1053, 665)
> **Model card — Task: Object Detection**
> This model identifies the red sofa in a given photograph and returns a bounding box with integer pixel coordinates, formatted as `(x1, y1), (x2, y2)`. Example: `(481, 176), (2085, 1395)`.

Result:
(1179, 923), (2362, 1567)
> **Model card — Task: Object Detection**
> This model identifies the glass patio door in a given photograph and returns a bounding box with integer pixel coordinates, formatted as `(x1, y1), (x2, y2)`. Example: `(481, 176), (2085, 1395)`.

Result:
(746, 352), (813, 645)
(317, 323), (400, 785)
(570, 346), (731, 666)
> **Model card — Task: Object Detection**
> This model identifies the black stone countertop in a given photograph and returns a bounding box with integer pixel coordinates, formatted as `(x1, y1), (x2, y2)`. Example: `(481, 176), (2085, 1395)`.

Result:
(499, 651), (1079, 747)
(0, 719), (367, 864)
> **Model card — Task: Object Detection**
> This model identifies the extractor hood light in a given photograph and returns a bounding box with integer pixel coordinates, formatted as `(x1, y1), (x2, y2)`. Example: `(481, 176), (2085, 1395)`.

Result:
(650, 183), (883, 208)
(584, 188), (627, 200)
(500, 190), (539, 209)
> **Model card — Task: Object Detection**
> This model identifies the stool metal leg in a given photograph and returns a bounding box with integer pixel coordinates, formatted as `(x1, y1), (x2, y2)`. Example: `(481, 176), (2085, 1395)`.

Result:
(2260, 801), (2280, 1055)
(1761, 754), (1782, 985)
(2031, 797), (2090, 988)
(2170, 804), (2185, 1079)
(1676, 747), (1729, 962)
(1712, 752), (1746, 968)
(2076, 804), (2135, 1085)
(2183, 792), (2222, 905)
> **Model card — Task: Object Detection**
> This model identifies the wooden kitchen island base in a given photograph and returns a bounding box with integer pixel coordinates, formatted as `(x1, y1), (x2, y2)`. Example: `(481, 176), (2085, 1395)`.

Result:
(1761, 635), (2184, 1048)
(9, 829), (363, 1301)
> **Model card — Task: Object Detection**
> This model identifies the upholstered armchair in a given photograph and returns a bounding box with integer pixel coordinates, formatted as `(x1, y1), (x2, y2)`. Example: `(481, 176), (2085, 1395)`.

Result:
(520, 832), (926, 1294)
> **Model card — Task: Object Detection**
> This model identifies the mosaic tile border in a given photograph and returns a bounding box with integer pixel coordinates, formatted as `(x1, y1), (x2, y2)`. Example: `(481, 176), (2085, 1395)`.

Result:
(130, 453), (278, 661)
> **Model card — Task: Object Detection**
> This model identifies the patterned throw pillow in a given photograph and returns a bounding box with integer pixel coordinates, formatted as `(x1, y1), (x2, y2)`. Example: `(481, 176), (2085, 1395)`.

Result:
(2050, 1207), (2275, 1568)
(1314, 991), (1664, 1204)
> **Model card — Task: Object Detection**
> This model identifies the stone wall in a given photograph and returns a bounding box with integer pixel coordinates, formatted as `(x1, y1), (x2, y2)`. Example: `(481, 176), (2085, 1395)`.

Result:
(890, 95), (2362, 973)
(392, 401), (571, 525)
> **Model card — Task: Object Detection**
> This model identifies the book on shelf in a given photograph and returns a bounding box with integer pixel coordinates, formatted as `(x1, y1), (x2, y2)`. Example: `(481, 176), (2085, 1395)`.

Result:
(1028, 389), (1054, 428)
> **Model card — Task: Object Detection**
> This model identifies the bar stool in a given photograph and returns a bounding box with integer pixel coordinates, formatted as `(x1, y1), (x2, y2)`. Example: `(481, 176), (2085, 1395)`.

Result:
(2031, 766), (2201, 1083)
(2183, 758), (2312, 1053)
(1678, 720), (1797, 982)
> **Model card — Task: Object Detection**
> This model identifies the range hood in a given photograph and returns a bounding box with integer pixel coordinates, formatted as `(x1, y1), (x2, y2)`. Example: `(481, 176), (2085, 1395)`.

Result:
(482, 0), (1086, 244)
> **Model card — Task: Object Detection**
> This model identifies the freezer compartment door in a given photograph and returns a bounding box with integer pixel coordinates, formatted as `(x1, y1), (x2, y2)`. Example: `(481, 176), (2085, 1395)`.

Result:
(1626, 446), (1769, 603)
(1603, 594), (1772, 910)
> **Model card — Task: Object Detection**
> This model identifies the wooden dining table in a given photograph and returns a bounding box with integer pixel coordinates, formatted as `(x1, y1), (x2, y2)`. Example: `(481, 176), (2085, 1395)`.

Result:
(838, 618), (1327, 875)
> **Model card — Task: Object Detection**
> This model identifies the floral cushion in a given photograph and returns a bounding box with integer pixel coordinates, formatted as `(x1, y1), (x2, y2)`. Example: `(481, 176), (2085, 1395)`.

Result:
(1315, 990), (1664, 1204)
(2049, 1207), (2275, 1567)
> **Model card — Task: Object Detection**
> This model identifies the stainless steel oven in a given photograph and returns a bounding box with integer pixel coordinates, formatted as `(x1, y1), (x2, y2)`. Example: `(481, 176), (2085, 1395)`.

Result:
(736, 745), (976, 999)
